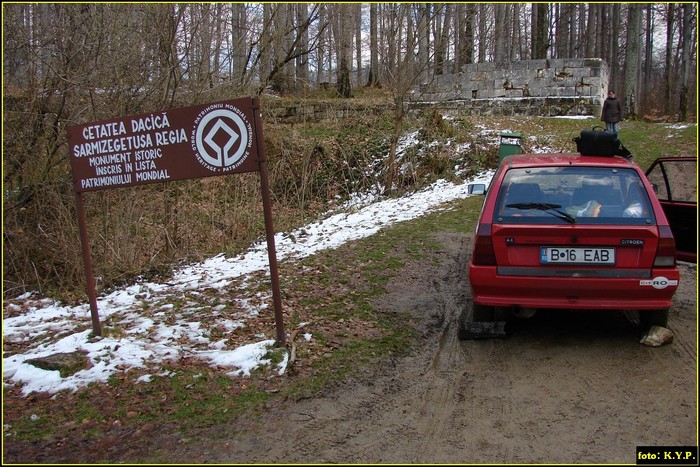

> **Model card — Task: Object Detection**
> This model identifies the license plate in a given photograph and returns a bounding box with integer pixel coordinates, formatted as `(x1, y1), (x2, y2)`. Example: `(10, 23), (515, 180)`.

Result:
(540, 247), (615, 265)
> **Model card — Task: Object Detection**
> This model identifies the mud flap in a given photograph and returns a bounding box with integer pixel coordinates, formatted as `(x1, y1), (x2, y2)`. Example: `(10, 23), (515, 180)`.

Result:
(458, 301), (507, 340)
(458, 321), (507, 340)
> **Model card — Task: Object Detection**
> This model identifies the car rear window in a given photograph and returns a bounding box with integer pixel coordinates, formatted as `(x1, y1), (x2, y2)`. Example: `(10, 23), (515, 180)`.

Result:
(493, 167), (656, 225)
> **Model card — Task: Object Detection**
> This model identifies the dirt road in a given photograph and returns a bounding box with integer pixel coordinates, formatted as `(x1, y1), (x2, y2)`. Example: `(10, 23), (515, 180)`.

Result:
(146, 232), (697, 464)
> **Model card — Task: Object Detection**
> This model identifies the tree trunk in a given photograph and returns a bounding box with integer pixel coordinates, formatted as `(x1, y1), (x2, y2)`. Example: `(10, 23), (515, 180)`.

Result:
(316, 5), (326, 85)
(334, 4), (352, 98)
(367, 3), (378, 86)
(464, 4), (474, 66)
(678, 3), (693, 121)
(555, 3), (571, 59)
(355, 4), (362, 87)
(642, 4), (653, 113)
(611, 4), (621, 92)
(664, 4), (675, 116)
(435, 4), (451, 75)
(417, 3), (430, 83)
(584, 4), (596, 58)
(512, 4), (522, 60)
(624, 3), (642, 119)
(531, 3), (548, 60)
(295, 4), (310, 95)
(494, 4), (507, 64)
(231, 3), (247, 85)
(477, 4), (486, 63)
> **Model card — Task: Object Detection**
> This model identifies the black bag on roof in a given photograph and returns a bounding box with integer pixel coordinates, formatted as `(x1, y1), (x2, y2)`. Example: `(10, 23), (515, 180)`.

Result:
(573, 126), (632, 159)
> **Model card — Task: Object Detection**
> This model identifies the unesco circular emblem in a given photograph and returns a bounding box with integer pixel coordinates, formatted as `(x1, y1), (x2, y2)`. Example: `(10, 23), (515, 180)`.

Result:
(191, 105), (253, 172)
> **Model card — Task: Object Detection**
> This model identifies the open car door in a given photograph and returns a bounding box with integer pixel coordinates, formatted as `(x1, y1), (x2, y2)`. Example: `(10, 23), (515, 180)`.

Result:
(645, 157), (697, 263)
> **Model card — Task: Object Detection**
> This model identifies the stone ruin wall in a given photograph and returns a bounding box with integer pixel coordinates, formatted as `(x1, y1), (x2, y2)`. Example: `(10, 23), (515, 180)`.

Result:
(408, 58), (610, 117)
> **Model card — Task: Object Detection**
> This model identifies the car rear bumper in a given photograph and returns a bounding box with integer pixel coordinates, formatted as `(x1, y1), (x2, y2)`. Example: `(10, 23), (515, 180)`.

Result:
(469, 264), (679, 310)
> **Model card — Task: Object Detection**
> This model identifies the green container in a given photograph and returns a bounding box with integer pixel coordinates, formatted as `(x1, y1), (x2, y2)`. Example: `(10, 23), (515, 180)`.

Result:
(498, 132), (523, 162)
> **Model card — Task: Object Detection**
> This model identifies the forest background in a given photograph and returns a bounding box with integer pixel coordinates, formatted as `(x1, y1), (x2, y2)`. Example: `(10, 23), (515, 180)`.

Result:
(2, 3), (697, 299)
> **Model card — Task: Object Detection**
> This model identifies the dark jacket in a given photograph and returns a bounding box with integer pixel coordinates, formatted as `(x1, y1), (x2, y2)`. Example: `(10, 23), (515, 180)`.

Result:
(601, 97), (622, 123)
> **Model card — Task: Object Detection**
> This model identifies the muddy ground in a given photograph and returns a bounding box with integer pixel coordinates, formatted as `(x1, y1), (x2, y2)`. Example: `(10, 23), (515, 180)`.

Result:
(135, 232), (696, 464)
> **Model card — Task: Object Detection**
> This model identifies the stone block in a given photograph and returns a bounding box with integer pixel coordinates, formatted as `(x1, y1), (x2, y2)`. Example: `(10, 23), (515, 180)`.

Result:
(476, 62), (495, 72)
(565, 58), (585, 68)
(528, 59), (548, 70)
(575, 85), (593, 96)
(584, 58), (606, 69)
(510, 61), (528, 71)
(505, 88), (524, 98)
(548, 58), (565, 69)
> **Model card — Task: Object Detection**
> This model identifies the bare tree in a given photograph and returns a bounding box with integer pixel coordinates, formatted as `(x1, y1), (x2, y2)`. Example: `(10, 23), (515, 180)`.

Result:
(332, 4), (353, 97)
(156, 5), (184, 109)
(382, 4), (443, 193)
(253, 4), (324, 96)
(678, 3), (694, 121)
(554, 3), (573, 58)
(624, 3), (642, 119)
(316, 4), (327, 84)
(454, 3), (474, 72)
(434, 3), (452, 75)
(366, 3), (379, 86)
(584, 4), (597, 58)
(354, 4), (363, 86)
(531, 3), (548, 59)
(295, 4), (310, 95)
(229, 3), (247, 83)
(477, 4), (488, 63)
(384, 4), (398, 83)
(259, 4), (273, 86)
(494, 4), (507, 64)
(417, 3), (430, 83)
(664, 4), (676, 116)
(642, 4), (654, 113)
(610, 4), (622, 92)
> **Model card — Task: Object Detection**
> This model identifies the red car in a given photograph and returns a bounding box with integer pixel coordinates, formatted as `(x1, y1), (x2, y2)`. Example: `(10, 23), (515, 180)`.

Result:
(467, 152), (680, 330)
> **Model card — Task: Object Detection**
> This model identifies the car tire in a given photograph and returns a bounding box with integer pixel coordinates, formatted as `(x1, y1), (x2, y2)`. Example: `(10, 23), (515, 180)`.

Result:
(639, 309), (669, 329)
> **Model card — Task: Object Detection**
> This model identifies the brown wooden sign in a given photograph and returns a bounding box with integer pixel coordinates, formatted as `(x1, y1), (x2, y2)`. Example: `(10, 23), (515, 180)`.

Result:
(68, 98), (261, 192)
(67, 97), (286, 346)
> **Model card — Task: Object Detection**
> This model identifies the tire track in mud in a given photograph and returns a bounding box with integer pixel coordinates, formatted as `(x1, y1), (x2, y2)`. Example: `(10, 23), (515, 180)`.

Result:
(292, 232), (472, 463)
(669, 262), (697, 367)
(408, 235), (473, 462)
(193, 233), (471, 464)
(242, 232), (472, 464)
(145, 232), (696, 464)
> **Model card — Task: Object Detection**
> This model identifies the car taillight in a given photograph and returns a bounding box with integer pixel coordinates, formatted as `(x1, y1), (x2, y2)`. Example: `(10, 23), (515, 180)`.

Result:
(654, 225), (677, 267)
(472, 223), (496, 266)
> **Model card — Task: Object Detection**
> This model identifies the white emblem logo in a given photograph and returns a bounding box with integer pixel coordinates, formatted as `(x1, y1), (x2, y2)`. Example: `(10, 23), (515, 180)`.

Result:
(192, 106), (252, 172)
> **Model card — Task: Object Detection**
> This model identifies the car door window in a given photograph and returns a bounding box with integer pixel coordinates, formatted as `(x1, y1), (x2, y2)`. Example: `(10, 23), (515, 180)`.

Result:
(646, 159), (697, 203)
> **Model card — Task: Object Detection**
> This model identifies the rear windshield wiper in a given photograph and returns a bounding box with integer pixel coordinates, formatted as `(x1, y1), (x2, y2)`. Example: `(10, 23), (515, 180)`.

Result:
(505, 203), (577, 224)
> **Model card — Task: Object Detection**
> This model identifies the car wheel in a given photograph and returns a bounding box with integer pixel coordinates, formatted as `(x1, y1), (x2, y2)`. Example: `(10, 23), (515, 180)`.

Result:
(639, 309), (669, 329)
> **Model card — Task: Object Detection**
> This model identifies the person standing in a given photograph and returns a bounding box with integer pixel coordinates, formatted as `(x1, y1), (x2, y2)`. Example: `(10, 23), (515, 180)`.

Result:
(601, 90), (622, 134)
